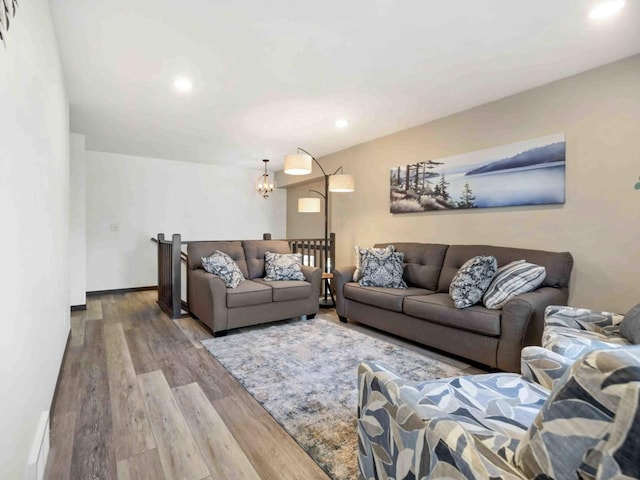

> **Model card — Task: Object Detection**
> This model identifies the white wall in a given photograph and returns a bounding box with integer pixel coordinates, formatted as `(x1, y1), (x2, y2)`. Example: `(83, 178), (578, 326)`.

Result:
(85, 151), (287, 291)
(281, 55), (640, 312)
(0, 0), (70, 478)
(69, 134), (87, 306)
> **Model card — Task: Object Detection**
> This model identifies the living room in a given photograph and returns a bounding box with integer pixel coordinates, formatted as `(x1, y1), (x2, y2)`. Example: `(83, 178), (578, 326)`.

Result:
(2, 1), (640, 479)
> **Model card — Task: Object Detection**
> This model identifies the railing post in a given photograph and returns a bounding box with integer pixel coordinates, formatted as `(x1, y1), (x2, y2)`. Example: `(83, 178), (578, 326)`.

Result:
(157, 233), (165, 303)
(329, 232), (336, 272)
(171, 233), (182, 319)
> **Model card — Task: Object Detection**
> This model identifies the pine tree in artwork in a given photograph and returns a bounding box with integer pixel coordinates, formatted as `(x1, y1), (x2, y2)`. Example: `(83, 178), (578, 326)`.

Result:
(434, 174), (450, 200)
(457, 182), (477, 208)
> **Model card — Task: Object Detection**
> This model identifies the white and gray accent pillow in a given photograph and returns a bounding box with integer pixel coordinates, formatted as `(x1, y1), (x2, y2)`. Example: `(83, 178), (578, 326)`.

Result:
(620, 303), (640, 344)
(449, 255), (498, 309)
(353, 245), (395, 281)
(483, 260), (546, 309)
(201, 250), (245, 288)
(358, 250), (407, 289)
(264, 251), (305, 281)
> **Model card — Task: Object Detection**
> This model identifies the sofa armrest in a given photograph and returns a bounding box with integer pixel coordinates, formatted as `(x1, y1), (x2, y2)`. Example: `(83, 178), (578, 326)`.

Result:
(302, 265), (322, 299)
(544, 305), (623, 331)
(207, 274), (228, 331)
(521, 346), (572, 391)
(497, 287), (568, 372)
(300, 265), (322, 283)
(188, 269), (229, 333)
(332, 266), (355, 317)
(358, 361), (526, 479)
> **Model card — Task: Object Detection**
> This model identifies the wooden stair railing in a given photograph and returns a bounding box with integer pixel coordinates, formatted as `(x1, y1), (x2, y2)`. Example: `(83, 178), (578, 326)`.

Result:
(154, 234), (183, 319)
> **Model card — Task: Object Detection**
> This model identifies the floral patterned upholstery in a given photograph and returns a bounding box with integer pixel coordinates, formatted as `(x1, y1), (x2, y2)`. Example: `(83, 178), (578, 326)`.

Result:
(522, 305), (631, 389)
(520, 346), (574, 391)
(358, 362), (546, 479)
(543, 305), (629, 355)
(358, 346), (640, 479)
(516, 347), (640, 479)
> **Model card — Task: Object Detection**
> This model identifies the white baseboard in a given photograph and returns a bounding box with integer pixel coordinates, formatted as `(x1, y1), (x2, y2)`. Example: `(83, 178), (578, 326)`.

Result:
(25, 411), (50, 480)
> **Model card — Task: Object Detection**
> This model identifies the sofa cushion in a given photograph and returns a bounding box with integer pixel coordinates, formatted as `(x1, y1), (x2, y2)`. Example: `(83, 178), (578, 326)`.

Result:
(226, 280), (272, 308)
(344, 282), (433, 312)
(483, 260), (546, 309)
(438, 244), (573, 293)
(359, 250), (407, 289)
(404, 294), (502, 336)
(201, 250), (245, 288)
(449, 255), (497, 309)
(254, 279), (312, 302)
(242, 240), (291, 279)
(375, 242), (448, 291)
(188, 241), (249, 278)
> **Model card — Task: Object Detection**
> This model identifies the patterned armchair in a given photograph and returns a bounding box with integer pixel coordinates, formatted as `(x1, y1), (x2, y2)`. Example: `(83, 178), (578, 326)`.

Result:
(522, 305), (631, 389)
(357, 347), (640, 479)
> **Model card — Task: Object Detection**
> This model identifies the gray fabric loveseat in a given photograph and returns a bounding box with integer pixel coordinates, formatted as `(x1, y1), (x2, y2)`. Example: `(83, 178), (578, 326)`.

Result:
(333, 243), (573, 372)
(187, 239), (321, 335)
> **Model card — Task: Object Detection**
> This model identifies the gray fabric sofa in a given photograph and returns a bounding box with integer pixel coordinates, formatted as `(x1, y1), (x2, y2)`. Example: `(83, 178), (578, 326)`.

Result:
(187, 240), (321, 335)
(333, 243), (573, 372)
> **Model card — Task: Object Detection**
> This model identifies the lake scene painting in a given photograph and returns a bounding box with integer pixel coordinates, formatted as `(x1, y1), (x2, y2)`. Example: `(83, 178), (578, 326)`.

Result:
(390, 133), (566, 213)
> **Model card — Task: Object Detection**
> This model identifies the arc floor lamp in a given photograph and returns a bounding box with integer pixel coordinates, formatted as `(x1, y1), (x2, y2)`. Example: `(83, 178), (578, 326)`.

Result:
(284, 148), (354, 306)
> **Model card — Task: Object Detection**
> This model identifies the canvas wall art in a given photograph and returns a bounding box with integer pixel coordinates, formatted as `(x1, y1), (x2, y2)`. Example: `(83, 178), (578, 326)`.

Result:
(0, 0), (18, 47)
(390, 133), (566, 213)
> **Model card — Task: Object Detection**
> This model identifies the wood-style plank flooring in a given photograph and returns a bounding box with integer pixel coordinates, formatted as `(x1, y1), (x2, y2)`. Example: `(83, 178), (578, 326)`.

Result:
(45, 290), (484, 480)
(45, 291), (329, 480)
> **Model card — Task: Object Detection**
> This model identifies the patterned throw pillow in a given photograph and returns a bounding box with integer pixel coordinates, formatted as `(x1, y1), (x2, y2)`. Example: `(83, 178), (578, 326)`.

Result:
(449, 255), (497, 309)
(353, 245), (395, 281)
(264, 252), (305, 281)
(201, 250), (245, 288)
(619, 303), (640, 344)
(358, 250), (407, 289)
(482, 260), (546, 309)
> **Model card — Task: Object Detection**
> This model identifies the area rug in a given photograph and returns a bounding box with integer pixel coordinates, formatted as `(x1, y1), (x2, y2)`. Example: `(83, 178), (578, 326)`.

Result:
(201, 318), (467, 480)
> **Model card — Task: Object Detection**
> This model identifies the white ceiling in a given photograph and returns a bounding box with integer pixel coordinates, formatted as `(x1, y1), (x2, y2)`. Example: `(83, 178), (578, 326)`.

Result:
(50, 0), (640, 170)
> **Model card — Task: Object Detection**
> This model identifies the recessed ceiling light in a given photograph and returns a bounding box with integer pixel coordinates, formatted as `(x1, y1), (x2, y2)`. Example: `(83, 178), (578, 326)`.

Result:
(589, 0), (625, 19)
(173, 77), (193, 93)
(335, 119), (348, 129)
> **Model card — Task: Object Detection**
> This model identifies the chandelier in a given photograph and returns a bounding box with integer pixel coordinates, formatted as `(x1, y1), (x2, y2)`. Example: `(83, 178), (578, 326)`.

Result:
(255, 159), (277, 198)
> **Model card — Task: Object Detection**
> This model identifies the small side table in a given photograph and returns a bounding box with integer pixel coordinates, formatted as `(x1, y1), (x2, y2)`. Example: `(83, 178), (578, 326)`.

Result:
(319, 272), (335, 309)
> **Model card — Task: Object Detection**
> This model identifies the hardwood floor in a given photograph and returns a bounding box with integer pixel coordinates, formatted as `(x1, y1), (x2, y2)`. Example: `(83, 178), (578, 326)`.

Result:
(46, 290), (484, 480)
(45, 291), (329, 480)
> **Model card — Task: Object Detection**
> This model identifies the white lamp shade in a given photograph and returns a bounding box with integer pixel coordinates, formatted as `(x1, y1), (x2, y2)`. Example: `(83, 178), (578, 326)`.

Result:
(284, 153), (313, 175)
(329, 174), (355, 192)
(298, 197), (321, 212)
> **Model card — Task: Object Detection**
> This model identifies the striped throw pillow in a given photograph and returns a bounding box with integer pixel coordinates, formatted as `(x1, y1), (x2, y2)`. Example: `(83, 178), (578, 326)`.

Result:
(483, 260), (546, 309)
